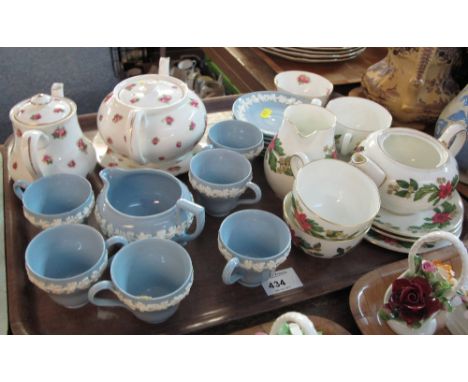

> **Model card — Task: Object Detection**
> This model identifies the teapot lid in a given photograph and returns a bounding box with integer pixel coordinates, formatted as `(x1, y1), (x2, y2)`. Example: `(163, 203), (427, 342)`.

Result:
(13, 93), (73, 126)
(116, 75), (187, 109)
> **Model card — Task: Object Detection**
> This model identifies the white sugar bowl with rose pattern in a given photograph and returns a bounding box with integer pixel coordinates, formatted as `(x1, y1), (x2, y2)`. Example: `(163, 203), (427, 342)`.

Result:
(8, 83), (96, 182)
(351, 126), (466, 215)
(96, 57), (207, 166)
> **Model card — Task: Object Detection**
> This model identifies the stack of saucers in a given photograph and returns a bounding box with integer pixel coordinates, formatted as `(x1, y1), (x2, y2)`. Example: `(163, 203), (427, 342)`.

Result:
(259, 48), (366, 63)
(366, 191), (464, 254)
(282, 159), (380, 259)
(232, 91), (305, 150)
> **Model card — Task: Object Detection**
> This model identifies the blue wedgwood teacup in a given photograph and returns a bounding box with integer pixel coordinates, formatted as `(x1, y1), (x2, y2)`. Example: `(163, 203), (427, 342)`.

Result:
(207, 120), (264, 160)
(14, 173), (95, 230)
(218, 209), (291, 287)
(189, 148), (262, 217)
(88, 238), (194, 324)
(25, 224), (127, 308)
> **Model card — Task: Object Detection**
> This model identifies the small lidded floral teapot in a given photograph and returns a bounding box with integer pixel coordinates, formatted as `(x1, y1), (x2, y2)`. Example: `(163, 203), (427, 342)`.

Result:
(96, 57), (207, 165)
(351, 126), (466, 215)
(379, 231), (468, 335)
(8, 83), (96, 182)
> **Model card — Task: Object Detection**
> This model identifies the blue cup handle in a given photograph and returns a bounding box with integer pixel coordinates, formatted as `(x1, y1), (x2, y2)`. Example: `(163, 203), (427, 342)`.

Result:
(222, 257), (243, 285)
(175, 198), (206, 242)
(236, 181), (262, 206)
(105, 236), (128, 263)
(13, 179), (31, 201)
(88, 280), (127, 309)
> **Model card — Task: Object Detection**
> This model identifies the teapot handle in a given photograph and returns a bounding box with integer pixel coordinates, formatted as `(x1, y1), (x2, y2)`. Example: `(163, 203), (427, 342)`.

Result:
(51, 83), (64, 98)
(128, 109), (147, 165)
(438, 123), (467, 157)
(20, 130), (51, 179)
(158, 57), (170, 77)
(408, 231), (468, 298)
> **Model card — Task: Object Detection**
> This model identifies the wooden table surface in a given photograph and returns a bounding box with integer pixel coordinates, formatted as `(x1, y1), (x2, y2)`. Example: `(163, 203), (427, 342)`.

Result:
(202, 47), (387, 93)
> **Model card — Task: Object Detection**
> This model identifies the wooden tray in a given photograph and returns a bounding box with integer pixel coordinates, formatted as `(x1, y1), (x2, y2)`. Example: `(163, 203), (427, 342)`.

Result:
(4, 95), (464, 334)
(349, 244), (466, 335)
(232, 315), (350, 335)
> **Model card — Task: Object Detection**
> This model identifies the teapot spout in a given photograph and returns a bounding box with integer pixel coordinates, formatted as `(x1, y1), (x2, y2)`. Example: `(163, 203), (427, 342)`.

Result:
(350, 153), (386, 187)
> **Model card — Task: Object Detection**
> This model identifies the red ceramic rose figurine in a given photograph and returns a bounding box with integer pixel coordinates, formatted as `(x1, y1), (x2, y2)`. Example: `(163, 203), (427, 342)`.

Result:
(380, 231), (468, 335)
(384, 277), (442, 326)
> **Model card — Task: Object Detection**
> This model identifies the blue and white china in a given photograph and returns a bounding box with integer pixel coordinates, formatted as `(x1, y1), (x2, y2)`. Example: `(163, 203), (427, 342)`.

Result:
(274, 70), (333, 106)
(88, 238), (193, 324)
(25, 224), (127, 308)
(13, 173), (95, 229)
(218, 209), (291, 287)
(189, 149), (262, 217)
(232, 91), (304, 138)
(435, 84), (468, 184)
(207, 120), (264, 160)
(95, 168), (205, 243)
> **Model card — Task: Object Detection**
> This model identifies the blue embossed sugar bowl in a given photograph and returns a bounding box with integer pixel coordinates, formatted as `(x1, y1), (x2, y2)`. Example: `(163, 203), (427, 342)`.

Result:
(95, 168), (205, 243)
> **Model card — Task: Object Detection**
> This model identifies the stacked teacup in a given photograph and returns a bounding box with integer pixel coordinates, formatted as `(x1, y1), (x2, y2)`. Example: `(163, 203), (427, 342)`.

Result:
(283, 159), (381, 258)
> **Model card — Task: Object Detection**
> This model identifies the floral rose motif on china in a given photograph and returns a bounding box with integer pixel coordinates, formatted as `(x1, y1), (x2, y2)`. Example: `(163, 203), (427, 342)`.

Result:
(30, 113), (42, 121)
(152, 137), (160, 145)
(94, 209), (194, 242)
(67, 160), (76, 168)
(190, 99), (199, 108)
(366, 230), (436, 250)
(52, 126), (67, 139)
(218, 237), (289, 272)
(125, 83), (136, 91)
(291, 228), (321, 252)
(379, 255), (460, 328)
(15, 129), (22, 138)
(235, 92), (302, 122)
(297, 74), (311, 85)
(189, 121), (196, 131)
(26, 260), (107, 295)
(408, 201), (457, 233)
(53, 107), (65, 113)
(323, 145), (337, 159)
(159, 95), (172, 103)
(23, 198), (95, 229)
(189, 173), (247, 198)
(265, 136), (294, 176)
(130, 97), (139, 104)
(164, 116), (174, 125)
(42, 155), (53, 165)
(291, 194), (360, 240)
(387, 175), (459, 206)
(113, 277), (193, 312)
(112, 114), (123, 123)
(77, 138), (88, 153)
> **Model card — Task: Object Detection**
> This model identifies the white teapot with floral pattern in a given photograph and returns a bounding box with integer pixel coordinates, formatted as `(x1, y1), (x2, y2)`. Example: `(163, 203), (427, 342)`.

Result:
(351, 126), (466, 215)
(96, 57), (207, 165)
(8, 83), (96, 182)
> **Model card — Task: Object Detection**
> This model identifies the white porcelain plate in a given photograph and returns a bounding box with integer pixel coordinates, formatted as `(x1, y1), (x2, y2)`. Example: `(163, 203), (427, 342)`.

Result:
(373, 192), (464, 238)
(364, 224), (462, 255)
